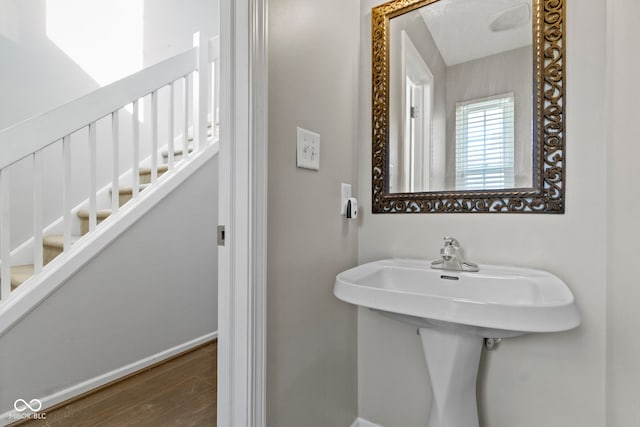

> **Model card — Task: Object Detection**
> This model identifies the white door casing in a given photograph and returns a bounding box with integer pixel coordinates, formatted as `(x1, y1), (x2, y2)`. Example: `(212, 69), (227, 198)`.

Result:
(218, 0), (267, 426)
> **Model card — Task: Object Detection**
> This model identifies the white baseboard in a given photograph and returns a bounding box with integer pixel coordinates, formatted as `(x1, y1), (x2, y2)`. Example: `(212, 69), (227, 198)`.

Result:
(0, 331), (217, 426)
(350, 417), (384, 427)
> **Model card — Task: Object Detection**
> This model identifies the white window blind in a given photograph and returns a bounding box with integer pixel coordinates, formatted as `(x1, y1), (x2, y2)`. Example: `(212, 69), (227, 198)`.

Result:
(455, 93), (515, 190)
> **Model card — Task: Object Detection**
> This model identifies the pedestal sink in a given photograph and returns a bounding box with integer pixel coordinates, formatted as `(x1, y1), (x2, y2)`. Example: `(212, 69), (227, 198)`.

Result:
(334, 258), (581, 427)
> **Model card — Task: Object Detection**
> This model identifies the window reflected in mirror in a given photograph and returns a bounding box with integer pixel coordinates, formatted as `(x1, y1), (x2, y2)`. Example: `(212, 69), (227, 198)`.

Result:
(455, 93), (515, 191)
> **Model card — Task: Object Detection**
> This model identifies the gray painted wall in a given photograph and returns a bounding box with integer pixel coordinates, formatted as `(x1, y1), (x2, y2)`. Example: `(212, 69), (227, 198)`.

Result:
(605, 0), (640, 424)
(267, 0), (360, 425)
(357, 0), (607, 426)
(0, 155), (218, 415)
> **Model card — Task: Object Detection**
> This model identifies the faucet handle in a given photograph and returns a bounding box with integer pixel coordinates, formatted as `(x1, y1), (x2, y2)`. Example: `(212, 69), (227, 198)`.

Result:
(432, 237), (479, 272)
(443, 237), (459, 247)
(440, 239), (458, 260)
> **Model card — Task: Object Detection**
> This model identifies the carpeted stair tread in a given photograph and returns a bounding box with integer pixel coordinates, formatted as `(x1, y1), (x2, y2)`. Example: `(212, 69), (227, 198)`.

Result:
(43, 234), (82, 249)
(138, 165), (170, 184)
(139, 164), (169, 175)
(117, 184), (151, 195)
(77, 208), (112, 219)
(11, 264), (34, 289)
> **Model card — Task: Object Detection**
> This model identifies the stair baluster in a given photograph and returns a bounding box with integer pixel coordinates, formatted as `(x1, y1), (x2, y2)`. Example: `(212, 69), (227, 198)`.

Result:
(89, 121), (98, 233)
(132, 99), (140, 201)
(168, 82), (176, 170)
(33, 151), (44, 274)
(151, 90), (159, 184)
(62, 135), (72, 253)
(1, 169), (10, 300)
(112, 111), (120, 214)
(184, 74), (191, 161)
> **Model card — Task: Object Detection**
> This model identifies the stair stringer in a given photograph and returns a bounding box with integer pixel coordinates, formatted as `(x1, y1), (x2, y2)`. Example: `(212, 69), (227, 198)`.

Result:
(0, 141), (219, 337)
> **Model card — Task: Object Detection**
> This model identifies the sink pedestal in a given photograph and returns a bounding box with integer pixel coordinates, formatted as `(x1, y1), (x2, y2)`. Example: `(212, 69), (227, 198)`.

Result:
(418, 327), (483, 427)
(336, 258), (581, 426)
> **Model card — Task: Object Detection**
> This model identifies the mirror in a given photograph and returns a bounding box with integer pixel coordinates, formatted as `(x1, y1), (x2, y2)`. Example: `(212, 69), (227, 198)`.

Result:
(372, 0), (565, 213)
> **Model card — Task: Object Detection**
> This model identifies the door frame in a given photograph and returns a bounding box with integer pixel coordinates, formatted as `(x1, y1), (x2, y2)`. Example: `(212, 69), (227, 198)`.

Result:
(218, 0), (268, 426)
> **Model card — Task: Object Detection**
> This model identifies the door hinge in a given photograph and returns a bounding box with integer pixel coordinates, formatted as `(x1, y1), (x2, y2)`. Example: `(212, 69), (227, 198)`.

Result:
(217, 225), (226, 246)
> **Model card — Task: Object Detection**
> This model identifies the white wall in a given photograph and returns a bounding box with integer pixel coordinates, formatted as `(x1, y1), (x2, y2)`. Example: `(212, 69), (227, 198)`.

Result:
(605, 0), (640, 425)
(0, 0), (218, 127)
(357, 1), (607, 426)
(0, 0), (97, 130)
(267, 0), (360, 425)
(0, 0), (217, 249)
(0, 155), (218, 416)
(143, 0), (218, 67)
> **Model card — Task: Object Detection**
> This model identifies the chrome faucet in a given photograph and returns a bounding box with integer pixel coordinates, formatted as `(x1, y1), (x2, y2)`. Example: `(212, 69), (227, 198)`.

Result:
(431, 237), (479, 272)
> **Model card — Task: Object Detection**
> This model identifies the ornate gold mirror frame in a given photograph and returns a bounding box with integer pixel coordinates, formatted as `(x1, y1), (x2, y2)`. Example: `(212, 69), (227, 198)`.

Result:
(372, 0), (565, 213)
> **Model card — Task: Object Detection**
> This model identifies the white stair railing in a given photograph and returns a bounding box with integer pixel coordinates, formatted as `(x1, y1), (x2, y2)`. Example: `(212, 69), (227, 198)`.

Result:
(0, 33), (219, 303)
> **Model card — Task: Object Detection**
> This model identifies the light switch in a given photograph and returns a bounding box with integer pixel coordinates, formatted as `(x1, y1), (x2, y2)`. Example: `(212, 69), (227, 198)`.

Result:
(296, 127), (320, 170)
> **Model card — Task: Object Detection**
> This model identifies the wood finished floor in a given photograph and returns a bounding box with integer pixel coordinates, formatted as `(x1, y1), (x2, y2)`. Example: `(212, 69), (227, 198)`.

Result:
(15, 341), (217, 427)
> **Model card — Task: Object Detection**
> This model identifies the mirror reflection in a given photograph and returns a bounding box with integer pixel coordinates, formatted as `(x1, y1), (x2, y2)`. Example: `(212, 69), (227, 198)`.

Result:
(388, 0), (533, 193)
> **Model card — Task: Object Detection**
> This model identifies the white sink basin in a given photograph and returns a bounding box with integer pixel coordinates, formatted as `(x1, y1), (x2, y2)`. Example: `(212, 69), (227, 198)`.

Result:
(334, 258), (580, 337)
(334, 258), (580, 427)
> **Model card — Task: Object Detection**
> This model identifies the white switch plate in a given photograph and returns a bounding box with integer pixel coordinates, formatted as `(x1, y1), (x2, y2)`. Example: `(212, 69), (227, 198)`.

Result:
(296, 127), (320, 170)
(341, 183), (351, 215)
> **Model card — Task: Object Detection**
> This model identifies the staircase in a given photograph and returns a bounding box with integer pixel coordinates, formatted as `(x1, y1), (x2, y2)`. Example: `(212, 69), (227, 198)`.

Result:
(0, 33), (220, 322)
(7, 141), (203, 291)
(0, 32), (222, 426)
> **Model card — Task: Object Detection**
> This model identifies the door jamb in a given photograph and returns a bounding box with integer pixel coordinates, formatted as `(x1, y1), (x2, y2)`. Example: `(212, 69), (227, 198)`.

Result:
(218, 0), (268, 425)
